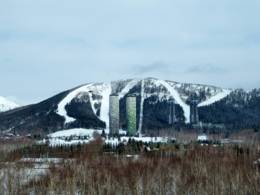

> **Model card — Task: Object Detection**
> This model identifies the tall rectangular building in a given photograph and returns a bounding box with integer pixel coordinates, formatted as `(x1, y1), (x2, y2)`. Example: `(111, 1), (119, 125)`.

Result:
(109, 94), (120, 135)
(126, 95), (137, 136)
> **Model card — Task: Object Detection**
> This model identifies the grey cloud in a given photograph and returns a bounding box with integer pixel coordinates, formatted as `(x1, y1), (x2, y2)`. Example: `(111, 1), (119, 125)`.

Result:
(0, 0), (260, 103)
(132, 61), (171, 75)
(185, 64), (228, 74)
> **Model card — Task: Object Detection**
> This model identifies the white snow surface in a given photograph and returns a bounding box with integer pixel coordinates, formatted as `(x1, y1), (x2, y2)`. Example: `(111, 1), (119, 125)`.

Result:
(0, 96), (19, 112)
(19, 158), (64, 164)
(47, 128), (126, 139)
(99, 83), (112, 129)
(198, 89), (231, 107)
(56, 78), (230, 126)
(48, 128), (102, 138)
(197, 134), (208, 141)
(56, 84), (93, 124)
(47, 128), (103, 146)
(138, 79), (145, 135)
(156, 80), (190, 123)
(118, 79), (140, 99)
(56, 83), (112, 127)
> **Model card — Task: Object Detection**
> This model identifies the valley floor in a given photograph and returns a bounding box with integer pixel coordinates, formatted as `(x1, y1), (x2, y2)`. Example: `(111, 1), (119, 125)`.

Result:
(0, 136), (259, 195)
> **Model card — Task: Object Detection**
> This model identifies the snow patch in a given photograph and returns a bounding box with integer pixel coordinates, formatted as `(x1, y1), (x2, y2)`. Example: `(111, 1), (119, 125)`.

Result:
(19, 158), (64, 164)
(197, 134), (208, 141)
(0, 96), (19, 112)
(48, 128), (101, 138)
(46, 128), (103, 146)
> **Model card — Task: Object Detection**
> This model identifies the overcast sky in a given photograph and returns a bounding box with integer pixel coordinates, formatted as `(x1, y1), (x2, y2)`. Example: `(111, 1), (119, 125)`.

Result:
(1, 0), (260, 104)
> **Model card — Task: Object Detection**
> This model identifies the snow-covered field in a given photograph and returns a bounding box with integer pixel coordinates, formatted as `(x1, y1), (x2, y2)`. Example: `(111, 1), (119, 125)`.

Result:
(43, 128), (101, 146)
(48, 128), (101, 138)
(0, 162), (49, 193)
(0, 157), (74, 194)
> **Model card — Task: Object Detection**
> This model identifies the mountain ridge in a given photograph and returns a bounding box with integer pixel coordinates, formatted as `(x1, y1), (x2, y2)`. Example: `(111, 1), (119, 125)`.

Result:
(0, 78), (259, 135)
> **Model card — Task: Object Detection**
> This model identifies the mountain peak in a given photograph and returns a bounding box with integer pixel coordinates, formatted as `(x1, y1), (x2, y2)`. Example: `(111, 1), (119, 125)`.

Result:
(0, 96), (19, 112)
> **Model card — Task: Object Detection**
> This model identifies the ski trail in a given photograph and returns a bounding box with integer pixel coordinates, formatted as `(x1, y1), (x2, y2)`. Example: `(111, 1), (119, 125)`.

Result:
(198, 89), (231, 107)
(56, 84), (93, 124)
(118, 79), (140, 99)
(156, 80), (190, 123)
(99, 83), (112, 129)
(138, 79), (145, 136)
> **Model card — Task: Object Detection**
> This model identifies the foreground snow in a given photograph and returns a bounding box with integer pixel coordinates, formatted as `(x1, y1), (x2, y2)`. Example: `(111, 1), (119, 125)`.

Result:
(46, 128), (102, 146)
(197, 134), (208, 141)
(19, 158), (64, 164)
(0, 162), (48, 191)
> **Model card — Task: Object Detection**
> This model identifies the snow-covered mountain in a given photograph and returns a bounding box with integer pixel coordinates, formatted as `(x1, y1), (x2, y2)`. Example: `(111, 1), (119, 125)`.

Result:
(0, 96), (19, 112)
(0, 78), (259, 135)
(54, 78), (231, 126)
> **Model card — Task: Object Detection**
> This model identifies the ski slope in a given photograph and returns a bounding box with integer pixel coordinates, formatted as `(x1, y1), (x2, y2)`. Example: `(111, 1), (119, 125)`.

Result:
(118, 79), (140, 99)
(198, 89), (231, 107)
(156, 80), (190, 123)
(56, 84), (93, 124)
(138, 79), (145, 135)
(56, 83), (112, 128)
(56, 78), (230, 127)
(99, 83), (112, 129)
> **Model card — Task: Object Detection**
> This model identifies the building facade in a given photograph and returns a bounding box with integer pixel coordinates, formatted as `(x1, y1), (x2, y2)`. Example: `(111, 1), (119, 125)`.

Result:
(109, 94), (120, 135)
(126, 95), (137, 136)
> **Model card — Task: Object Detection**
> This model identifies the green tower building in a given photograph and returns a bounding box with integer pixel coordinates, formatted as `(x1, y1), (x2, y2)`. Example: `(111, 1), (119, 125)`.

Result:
(126, 95), (137, 136)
